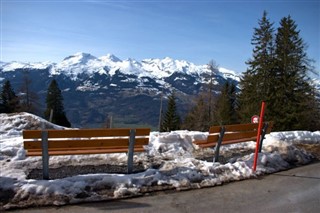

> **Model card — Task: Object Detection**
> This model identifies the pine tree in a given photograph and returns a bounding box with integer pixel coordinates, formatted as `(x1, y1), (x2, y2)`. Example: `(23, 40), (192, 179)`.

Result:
(0, 80), (20, 113)
(44, 79), (71, 127)
(271, 15), (319, 130)
(213, 82), (238, 125)
(160, 92), (181, 132)
(238, 11), (275, 122)
(182, 93), (210, 131)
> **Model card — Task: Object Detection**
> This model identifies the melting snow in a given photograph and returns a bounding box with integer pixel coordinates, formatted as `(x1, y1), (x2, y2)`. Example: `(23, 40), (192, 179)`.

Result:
(0, 113), (319, 210)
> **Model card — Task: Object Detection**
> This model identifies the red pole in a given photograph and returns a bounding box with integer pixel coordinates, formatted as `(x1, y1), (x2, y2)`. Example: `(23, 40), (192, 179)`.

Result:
(253, 101), (266, 172)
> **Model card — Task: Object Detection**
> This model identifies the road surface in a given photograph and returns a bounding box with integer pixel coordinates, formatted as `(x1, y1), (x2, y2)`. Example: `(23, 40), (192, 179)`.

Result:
(11, 162), (320, 213)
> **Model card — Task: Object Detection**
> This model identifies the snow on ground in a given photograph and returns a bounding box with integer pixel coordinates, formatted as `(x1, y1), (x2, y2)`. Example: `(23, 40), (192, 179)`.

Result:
(0, 113), (319, 210)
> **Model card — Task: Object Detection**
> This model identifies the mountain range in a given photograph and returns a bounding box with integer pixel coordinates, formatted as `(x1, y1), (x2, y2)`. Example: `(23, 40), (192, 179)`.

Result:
(1, 52), (317, 129)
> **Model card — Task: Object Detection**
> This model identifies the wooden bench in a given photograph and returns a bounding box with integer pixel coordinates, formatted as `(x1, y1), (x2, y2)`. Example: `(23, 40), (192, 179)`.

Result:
(193, 122), (273, 162)
(23, 128), (151, 179)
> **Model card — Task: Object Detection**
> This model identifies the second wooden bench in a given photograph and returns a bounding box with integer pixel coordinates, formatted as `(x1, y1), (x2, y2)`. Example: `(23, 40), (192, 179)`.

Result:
(193, 122), (273, 162)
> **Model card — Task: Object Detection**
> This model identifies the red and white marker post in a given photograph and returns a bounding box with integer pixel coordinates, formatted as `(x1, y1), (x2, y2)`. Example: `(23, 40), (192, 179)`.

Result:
(253, 101), (266, 172)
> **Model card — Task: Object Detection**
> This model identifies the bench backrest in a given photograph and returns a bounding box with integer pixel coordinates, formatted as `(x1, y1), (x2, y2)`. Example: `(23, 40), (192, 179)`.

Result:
(23, 128), (151, 156)
(195, 122), (273, 147)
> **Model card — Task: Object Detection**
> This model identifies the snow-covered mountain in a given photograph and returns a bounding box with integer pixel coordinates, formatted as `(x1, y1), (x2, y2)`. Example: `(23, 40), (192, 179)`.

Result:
(0, 53), (239, 127)
(0, 52), (240, 82)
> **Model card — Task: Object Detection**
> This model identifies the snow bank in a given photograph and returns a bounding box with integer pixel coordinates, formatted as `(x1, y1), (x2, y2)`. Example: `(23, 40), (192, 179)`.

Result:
(0, 112), (66, 138)
(0, 113), (319, 210)
(270, 131), (320, 143)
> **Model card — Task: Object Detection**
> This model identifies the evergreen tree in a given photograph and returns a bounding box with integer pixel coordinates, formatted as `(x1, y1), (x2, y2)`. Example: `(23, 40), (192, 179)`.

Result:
(182, 93), (210, 131)
(213, 82), (238, 125)
(0, 80), (20, 113)
(238, 11), (275, 122)
(271, 15), (319, 130)
(44, 79), (71, 127)
(160, 92), (181, 132)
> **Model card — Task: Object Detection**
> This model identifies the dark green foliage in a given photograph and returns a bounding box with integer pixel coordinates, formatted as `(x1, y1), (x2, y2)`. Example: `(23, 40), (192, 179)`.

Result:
(182, 81), (239, 130)
(0, 80), (20, 113)
(182, 93), (211, 131)
(270, 15), (319, 130)
(44, 79), (71, 127)
(182, 58), (239, 130)
(238, 11), (275, 122)
(239, 12), (320, 131)
(182, 61), (219, 131)
(160, 92), (181, 132)
(213, 82), (239, 125)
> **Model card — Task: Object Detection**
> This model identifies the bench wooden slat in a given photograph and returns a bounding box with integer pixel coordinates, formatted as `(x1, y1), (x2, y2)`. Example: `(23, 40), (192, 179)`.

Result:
(195, 142), (218, 148)
(208, 123), (260, 133)
(26, 147), (146, 156)
(219, 137), (257, 145)
(222, 131), (257, 141)
(24, 138), (149, 150)
(209, 126), (222, 133)
(23, 128), (151, 139)
(25, 145), (146, 152)
(223, 123), (259, 132)
(195, 136), (258, 148)
(206, 134), (220, 143)
(196, 131), (257, 146)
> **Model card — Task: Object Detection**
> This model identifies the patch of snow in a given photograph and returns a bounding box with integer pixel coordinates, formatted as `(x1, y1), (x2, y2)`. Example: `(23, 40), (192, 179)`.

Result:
(218, 67), (240, 81)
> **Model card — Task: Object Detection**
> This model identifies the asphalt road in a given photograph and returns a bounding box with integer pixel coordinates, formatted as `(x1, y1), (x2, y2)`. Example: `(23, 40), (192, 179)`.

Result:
(10, 162), (320, 213)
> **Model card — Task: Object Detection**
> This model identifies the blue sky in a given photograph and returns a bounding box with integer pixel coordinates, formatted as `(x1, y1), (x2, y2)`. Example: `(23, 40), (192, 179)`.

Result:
(1, 0), (319, 74)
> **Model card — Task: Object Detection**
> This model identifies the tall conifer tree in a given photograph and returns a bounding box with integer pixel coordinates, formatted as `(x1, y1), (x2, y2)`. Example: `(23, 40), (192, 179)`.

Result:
(271, 16), (319, 130)
(238, 11), (275, 122)
(0, 80), (20, 113)
(44, 79), (71, 127)
(160, 92), (181, 132)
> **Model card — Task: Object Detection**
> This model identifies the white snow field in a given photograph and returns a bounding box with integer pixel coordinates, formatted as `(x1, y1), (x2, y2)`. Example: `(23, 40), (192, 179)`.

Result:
(0, 113), (319, 210)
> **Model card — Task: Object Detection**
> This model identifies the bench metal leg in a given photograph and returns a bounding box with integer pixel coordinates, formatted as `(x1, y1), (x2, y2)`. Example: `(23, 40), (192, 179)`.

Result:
(259, 123), (269, 153)
(213, 127), (225, 163)
(41, 130), (49, 180)
(127, 129), (136, 174)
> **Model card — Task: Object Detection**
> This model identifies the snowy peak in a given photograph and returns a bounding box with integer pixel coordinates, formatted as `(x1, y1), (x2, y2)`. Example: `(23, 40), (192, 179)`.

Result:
(60, 52), (98, 67)
(218, 67), (240, 82)
(56, 52), (106, 77)
(99, 54), (122, 63)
